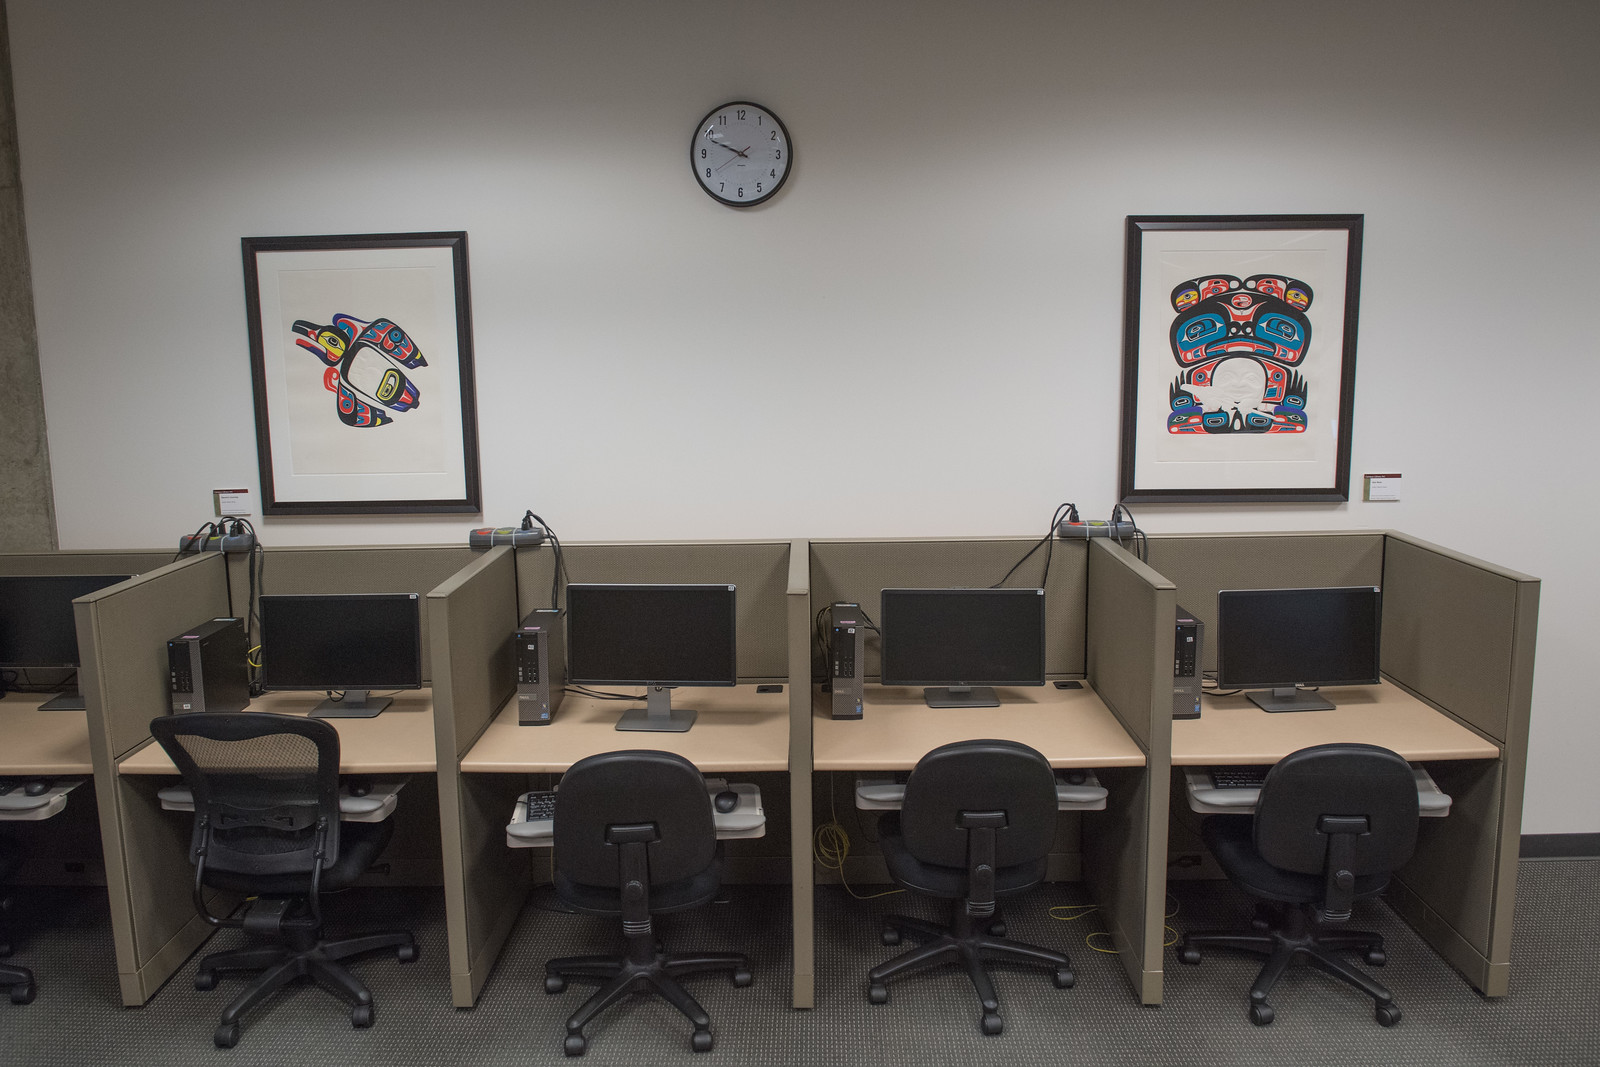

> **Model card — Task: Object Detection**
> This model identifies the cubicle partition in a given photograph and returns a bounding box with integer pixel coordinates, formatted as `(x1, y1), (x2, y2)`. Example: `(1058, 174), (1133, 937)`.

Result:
(80, 544), (480, 1006)
(1082, 539), (1174, 1004)
(1144, 530), (1536, 997)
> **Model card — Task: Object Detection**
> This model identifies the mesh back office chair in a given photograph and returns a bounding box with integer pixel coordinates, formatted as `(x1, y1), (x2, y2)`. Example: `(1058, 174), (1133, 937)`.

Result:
(866, 739), (1074, 1036)
(1178, 742), (1420, 1026)
(149, 713), (417, 1048)
(543, 750), (752, 1057)
(0, 834), (35, 1004)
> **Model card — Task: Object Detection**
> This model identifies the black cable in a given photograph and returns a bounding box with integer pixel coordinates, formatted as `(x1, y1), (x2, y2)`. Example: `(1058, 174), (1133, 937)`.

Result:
(993, 502), (1075, 589)
(523, 511), (568, 611)
(173, 520), (219, 563)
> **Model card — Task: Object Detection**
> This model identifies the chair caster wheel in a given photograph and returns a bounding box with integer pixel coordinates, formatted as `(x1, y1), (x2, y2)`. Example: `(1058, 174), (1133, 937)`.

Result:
(564, 1033), (587, 1056)
(691, 1029), (713, 1053)
(868, 982), (888, 1005)
(988, 921), (1007, 937)
(1365, 948), (1387, 966)
(1375, 1003), (1402, 1026)
(732, 969), (752, 987)
(214, 1022), (241, 1048)
(10, 982), (35, 1005)
(981, 1011), (1003, 1035)
(194, 969), (218, 991)
(1054, 967), (1075, 989)
(880, 928), (901, 946)
(545, 975), (567, 994)
(1179, 945), (1202, 965)
(397, 942), (418, 963)
(1249, 1001), (1274, 1026)
(350, 1003), (373, 1028)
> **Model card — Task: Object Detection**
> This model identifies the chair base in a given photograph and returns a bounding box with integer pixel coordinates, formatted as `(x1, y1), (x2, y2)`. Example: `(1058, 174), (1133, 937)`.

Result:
(545, 944), (751, 1056)
(868, 903), (1073, 1036)
(195, 926), (417, 1047)
(1, 962), (34, 1005)
(1179, 902), (1401, 1027)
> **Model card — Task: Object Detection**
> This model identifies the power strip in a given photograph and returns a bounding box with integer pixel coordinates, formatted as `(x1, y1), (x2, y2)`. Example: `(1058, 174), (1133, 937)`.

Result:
(1056, 520), (1137, 539)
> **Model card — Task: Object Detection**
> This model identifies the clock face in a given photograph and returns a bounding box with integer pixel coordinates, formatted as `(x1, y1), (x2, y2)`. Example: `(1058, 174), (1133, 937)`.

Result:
(691, 102), (791, 207)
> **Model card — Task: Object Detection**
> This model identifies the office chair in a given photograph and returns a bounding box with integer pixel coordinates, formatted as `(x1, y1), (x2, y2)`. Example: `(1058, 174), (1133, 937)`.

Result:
(149, 713), (417, 1048)
(1178, 742), (1419, 1026)
(542, 750), (751, 1056)
(866, 739), (1074, 1036)
(0, 834), (35, 1004)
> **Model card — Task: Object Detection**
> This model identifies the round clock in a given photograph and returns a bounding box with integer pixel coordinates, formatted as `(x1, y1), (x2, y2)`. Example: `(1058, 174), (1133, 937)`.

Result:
(691, 101), (792, 207)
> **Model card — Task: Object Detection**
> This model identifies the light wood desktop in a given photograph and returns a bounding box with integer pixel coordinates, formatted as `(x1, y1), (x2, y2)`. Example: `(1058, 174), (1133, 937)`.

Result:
(0, 697), (94, 776)
(460, 685), (790, 773)
(117, 691), (439, 775)
(813, 681), (1146, 771)
(1172, 680), (1499, 765)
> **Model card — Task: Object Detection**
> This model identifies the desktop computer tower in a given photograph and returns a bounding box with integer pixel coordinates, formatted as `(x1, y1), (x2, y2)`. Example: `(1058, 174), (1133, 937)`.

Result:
(1173, 604), (1203, 719)
(517, 608), (566, 725)
(829, 602), (865, 720)
(167, 617), (249, 714)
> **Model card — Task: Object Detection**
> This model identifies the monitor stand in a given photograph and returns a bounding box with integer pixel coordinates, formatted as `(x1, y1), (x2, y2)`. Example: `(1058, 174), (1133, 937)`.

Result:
(37, 691), (86, 712)
(616, 685), (697, 733)
(310, 690), (392, 719)
(1248, 687), (1336, 713)
(924, 686), (1000, 709)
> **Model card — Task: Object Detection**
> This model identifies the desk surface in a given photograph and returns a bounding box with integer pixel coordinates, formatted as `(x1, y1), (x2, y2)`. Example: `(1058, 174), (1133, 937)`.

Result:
(1172, 680), (1499, 765)
(0, 696), (92, 775)
(118, 691), (438, 774)
(813, 682), (1146, 772)
(461, 685), (790, 774)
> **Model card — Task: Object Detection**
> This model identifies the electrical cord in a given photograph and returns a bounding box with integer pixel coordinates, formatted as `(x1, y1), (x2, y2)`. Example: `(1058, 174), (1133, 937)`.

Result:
(522, 511), (568, 611)
(812, 775), (902, 901)
(993, 502), (1076, 589)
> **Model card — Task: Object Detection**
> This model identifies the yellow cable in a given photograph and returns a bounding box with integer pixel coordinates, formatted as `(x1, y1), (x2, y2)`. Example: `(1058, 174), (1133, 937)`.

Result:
(813, 776), (902, 900)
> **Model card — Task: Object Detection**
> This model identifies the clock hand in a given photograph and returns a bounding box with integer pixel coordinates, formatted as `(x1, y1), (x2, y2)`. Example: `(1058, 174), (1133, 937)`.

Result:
(716, 143), (751, 158)
(714, 154), (746, 173)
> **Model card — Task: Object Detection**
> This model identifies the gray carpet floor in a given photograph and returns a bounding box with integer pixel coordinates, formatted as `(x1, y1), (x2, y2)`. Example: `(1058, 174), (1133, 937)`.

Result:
(1, 860), (1595, 1066)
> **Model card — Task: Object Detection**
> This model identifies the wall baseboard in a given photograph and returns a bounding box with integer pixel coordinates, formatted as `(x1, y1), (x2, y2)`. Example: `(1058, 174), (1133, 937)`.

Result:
(1520, 833), (1600, 859)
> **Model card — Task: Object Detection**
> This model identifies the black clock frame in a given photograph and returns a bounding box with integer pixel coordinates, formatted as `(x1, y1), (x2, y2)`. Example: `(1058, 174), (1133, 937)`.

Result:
(691, 101), (792, 208)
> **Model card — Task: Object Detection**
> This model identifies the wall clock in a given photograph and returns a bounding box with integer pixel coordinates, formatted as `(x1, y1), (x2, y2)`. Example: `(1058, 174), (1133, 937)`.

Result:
(691, 101), (791, 207)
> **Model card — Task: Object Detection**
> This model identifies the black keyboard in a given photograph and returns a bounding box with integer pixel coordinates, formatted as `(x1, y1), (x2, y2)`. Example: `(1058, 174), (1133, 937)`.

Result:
(523, 791), (557, 820)
(1208, 766), (1270, 790)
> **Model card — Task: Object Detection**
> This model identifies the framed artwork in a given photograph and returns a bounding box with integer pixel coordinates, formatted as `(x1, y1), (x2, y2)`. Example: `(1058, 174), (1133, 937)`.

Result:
(242, 232), (482, 515)
(1118, 215), (1363, 503)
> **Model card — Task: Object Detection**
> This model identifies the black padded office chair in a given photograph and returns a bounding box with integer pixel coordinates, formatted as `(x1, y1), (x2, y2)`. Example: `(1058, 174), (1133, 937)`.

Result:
(543, 750), (751, 1057)
(866, 739), (1073, 1036)
(1178, 742), (1419, 1026)
(149, 713), (417, 1048)
(0, 834), (34, 1004)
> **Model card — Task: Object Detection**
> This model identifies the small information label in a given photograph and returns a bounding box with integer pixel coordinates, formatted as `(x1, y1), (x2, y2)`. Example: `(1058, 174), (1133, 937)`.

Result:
(1363, 474), (1401, 502)
(213, 488), (251, 516)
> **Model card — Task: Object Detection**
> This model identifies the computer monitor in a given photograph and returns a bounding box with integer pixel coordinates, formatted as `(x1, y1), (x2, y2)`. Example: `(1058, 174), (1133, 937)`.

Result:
(258, 593), (422, 718)
(1214, 586), (1382, 713)
(879, 587), (1047, 708)
(565, 583), (737, 733)
(0, 573), (133, 710)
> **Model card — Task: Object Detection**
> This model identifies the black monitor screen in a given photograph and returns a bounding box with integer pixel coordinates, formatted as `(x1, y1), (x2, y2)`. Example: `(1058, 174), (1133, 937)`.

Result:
(1215, 586), (1381, 690)
(879, 588), (1046, 686)
(566, 584), (737, 687)
(259, 593), (423, 692)
(0, 574), (132, 668)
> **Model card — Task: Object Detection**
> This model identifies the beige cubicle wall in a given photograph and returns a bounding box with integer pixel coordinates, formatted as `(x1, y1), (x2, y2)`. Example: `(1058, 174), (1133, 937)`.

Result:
(805, 537), (1171, 1004)
(437, 539), (809, 1008)
(79, 544), (480, 1006)
(1146, 530), (1537, 997)
(0, 550), (174, 890)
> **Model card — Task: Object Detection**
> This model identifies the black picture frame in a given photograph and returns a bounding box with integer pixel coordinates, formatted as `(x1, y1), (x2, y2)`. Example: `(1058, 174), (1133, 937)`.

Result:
(242, 232), (482, 516)
(1118, 214), (1363, 504)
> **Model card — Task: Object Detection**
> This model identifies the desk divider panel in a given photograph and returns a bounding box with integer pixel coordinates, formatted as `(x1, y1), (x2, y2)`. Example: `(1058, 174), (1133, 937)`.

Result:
(786, 540), (814, 1009)
(0, 549), (174, 576)
(1084, 540), (1173, 1005)
(514, 540), (791, 680)
(428, 546), (528, 1007)
(74, 553), (233, 1005)
(808, 538), (1090, 679)
(1379, 532), (1538, 997)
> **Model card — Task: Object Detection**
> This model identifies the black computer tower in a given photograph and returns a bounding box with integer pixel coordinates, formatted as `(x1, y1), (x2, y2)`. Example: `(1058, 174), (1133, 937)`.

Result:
(517, 608), (566, 725)
(829, 602), (865, 720)
(1173, 604), (1203, 719)
(167, 617), (250, 714)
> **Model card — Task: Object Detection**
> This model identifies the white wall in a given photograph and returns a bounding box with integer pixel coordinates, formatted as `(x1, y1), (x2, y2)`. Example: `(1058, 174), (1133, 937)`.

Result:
(9, 0), (1597, 833)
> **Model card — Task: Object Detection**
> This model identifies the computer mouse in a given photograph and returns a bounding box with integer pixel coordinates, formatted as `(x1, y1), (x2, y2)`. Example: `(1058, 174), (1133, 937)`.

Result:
(1064, 770), (1088, 786)
(346, 777), (372, 798)
(713, 790), (740, 814)
(24, 779), (50, 797)
(0, 781), (13, 796)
